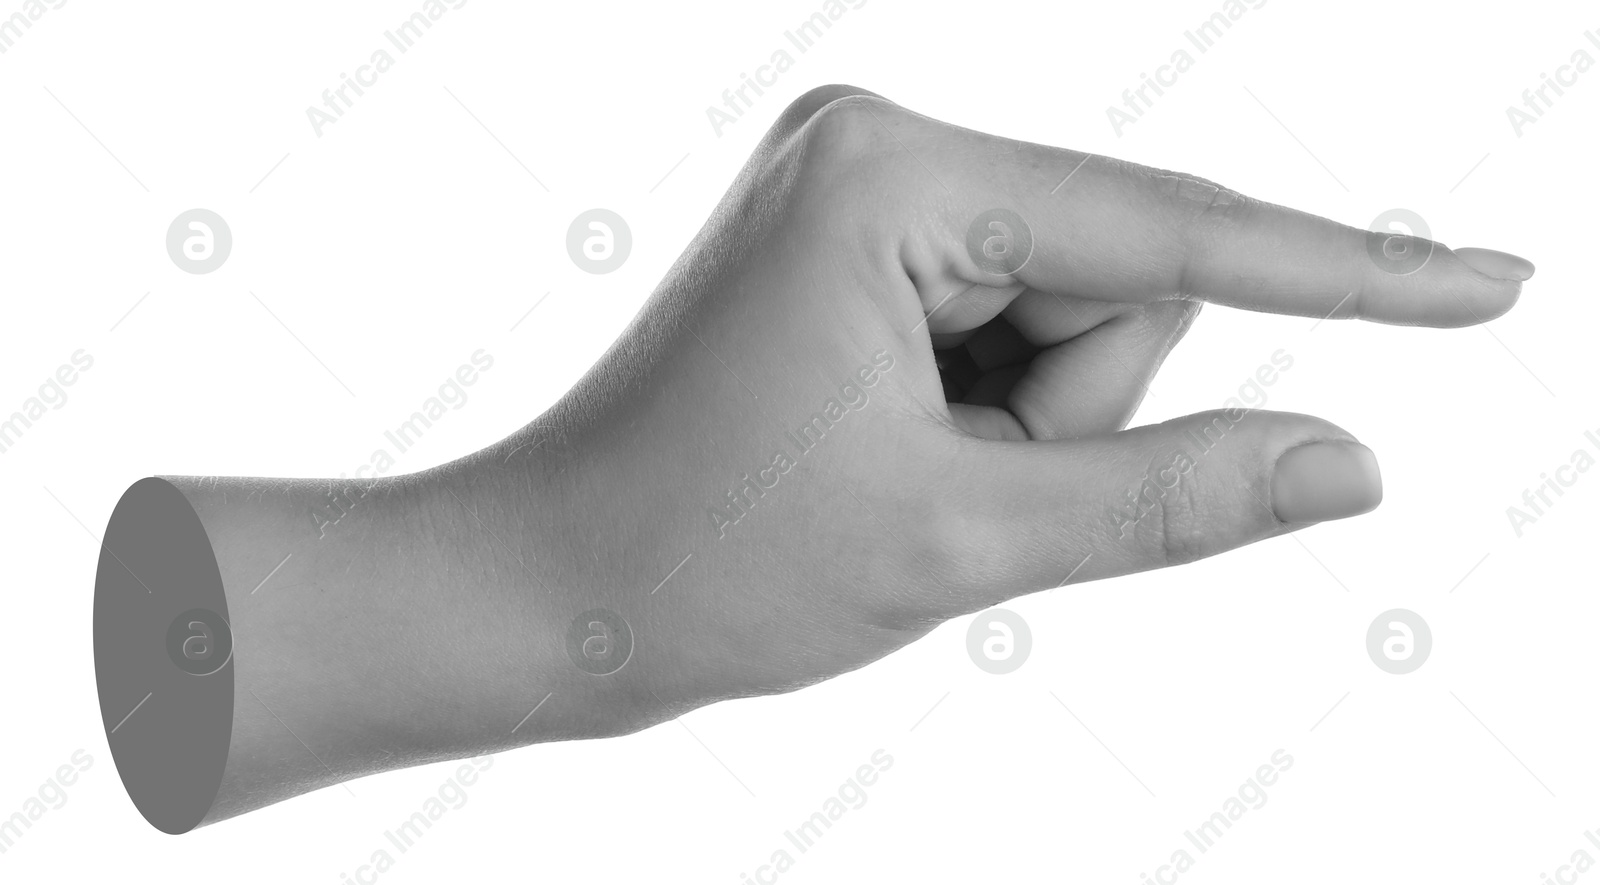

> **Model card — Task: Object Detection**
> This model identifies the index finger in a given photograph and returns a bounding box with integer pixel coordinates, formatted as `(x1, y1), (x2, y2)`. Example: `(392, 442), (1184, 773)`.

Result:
(855, 99), (1531, 326)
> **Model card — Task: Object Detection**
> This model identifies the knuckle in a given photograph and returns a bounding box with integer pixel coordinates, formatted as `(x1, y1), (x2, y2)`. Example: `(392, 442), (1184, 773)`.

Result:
(905, 486), (982, 586)
(1110, 162), (1253, 297)
(901, 438), (1020, 600)
(1161, 170), (1247, 220)
(1155, 483), (1207, 566)
(768, 91), (912, 237)
(1120, 446), (1210, 567)
(1156, 171), (1250, 297)
(851, 493), (981, 631)
(785, 84), (885, 125)
(763, 84), (881, 146)
(793, 92), (900, 176)
(805, 90), (894, 130)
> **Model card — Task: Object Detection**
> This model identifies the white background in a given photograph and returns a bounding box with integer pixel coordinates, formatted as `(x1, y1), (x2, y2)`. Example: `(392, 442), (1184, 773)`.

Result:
(1, 1), (1595, 882)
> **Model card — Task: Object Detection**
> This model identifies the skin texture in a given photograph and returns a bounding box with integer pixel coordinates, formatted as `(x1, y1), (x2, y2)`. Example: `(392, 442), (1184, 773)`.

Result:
(169, 84), (1530, 824)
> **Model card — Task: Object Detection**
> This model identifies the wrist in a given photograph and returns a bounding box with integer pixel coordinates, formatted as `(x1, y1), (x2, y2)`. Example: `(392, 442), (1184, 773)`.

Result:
(480, 431), (669, 740)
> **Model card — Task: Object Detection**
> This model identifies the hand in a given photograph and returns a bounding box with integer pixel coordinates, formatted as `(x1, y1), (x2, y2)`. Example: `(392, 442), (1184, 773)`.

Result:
(510, 83), (1529, 717)
(106, 84), (1532, 828)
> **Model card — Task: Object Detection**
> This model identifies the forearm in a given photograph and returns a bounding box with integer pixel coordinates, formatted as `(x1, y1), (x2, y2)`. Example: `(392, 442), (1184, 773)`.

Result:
(96, 457), (625, 829)
(194, 468), (555, 821)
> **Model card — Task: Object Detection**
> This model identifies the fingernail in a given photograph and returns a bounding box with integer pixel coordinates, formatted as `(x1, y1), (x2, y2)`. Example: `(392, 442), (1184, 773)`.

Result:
(1272, 441), (1382, 524)
(1456, 247), (1535, 282)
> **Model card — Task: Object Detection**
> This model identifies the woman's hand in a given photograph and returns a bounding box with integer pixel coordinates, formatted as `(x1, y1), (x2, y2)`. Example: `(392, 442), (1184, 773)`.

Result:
(111, 84), (1531, 828)
(501, 83), (1528, 723)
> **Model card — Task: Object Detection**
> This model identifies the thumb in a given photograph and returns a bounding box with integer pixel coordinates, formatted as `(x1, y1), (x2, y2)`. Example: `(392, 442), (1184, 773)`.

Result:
(944, 410), (1382, 605)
